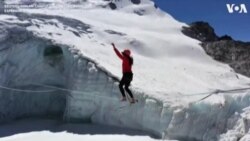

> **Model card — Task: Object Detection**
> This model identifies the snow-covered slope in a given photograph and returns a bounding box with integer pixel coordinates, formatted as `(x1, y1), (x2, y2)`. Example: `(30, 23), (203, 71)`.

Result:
(1, 0), (250, 140)
(4, 0), (250, 100)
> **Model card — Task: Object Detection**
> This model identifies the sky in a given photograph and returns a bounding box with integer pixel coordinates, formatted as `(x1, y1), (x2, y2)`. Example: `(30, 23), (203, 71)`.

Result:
(154, 0), (250, 42)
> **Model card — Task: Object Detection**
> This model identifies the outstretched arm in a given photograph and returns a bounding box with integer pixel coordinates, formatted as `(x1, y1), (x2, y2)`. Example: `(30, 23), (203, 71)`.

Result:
(112, 43), (123, 60)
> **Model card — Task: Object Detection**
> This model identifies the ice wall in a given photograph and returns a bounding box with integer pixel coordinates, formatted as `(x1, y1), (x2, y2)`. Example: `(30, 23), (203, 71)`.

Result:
(0, 24), (67, 121)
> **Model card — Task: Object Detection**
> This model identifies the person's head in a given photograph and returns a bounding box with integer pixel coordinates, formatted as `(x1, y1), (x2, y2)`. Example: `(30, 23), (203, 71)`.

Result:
(122, 49), (133, 65)
(122, 49), (131, 56)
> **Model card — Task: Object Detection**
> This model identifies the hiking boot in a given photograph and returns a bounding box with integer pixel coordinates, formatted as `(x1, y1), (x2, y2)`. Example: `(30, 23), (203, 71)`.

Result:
(121, 97), (126, 101)
(130, 98), (136, 104)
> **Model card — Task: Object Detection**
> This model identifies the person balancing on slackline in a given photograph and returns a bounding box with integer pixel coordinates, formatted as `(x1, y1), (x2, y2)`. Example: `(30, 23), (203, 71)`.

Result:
(112, 43), (136, 104)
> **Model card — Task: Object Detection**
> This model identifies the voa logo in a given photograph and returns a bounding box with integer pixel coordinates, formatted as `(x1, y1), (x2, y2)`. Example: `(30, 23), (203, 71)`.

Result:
(226, 4), (248, 13)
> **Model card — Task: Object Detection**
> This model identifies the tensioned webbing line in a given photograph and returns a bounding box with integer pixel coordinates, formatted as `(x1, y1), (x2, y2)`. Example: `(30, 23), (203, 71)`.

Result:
(0, 83), (120, 102)
(0, 84), (56, 93)
(181, 87), (250, 102)
(180, 87), (250, 97)
(0, 83), (136, 112)
(1, 82), (250, 102)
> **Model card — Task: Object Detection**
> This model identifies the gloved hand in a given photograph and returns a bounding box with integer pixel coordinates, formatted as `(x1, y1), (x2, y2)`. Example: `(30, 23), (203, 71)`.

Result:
(111, 43), (116, 49)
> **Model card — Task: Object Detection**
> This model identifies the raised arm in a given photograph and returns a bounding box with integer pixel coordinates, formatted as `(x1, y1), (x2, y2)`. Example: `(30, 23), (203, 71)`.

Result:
(112, 43), (123, 60)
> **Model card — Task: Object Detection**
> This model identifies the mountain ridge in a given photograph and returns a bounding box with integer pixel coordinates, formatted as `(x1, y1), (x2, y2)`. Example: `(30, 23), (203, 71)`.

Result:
(182, 21), (250, 77)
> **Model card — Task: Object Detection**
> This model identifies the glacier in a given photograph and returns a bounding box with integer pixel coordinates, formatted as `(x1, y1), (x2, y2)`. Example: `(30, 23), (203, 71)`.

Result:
(1, 0), (250, 141)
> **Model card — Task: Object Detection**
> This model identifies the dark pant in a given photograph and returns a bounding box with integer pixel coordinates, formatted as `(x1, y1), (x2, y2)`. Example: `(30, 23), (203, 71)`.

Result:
(119, 72), (134, 98)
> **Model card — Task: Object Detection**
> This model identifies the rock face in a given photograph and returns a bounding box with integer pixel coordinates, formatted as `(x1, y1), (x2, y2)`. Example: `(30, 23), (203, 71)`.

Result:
(131, 0), (141, 4)
(182, 21), (218, 42)
(182, 21), (250, 77)
(203, 41), (250, 77)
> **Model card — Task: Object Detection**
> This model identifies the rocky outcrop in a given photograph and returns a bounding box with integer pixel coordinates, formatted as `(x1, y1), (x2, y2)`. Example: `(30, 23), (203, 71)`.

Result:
(202, 41), (250, 77)
(182, 21), (250, 77)
(182, 21), (218, 42)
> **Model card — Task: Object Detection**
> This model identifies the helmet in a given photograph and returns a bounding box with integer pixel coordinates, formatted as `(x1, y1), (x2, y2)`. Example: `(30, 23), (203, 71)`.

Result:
(123, 49), (131, 56)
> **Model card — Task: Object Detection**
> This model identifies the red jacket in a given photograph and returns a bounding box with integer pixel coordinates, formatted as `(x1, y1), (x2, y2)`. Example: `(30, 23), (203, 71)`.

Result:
(114, 47), (132, 73)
